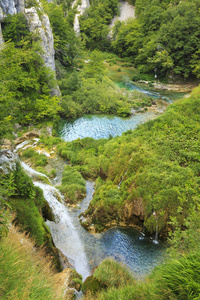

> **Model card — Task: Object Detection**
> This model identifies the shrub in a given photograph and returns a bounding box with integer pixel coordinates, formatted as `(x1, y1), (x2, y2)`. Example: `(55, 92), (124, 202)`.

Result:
(58, 165), (86, 204)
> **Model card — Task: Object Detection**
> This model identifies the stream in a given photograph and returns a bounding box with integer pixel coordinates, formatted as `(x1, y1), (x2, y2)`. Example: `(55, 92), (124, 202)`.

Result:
(21, 161), (166, 282)
(57, 82), (186, 141)
(20, 83), (176, 282)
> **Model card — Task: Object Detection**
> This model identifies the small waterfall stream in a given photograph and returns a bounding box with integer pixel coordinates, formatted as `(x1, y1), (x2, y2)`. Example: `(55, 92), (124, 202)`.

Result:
(19, 126), (167, 282)
(21, 162), (91, 281)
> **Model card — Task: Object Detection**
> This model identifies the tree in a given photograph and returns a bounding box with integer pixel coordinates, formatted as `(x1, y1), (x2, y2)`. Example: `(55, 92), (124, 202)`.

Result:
(0, 40), (60, 130)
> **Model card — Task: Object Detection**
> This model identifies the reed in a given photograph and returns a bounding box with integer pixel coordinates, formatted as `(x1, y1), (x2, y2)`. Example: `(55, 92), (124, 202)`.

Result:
(0, 225), (64, 300)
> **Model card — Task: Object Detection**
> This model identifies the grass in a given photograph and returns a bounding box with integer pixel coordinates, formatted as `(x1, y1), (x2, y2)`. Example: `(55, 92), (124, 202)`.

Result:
(22, 148), (48, 167)
(0, 225), (64, 300)
(105, 60), (139, 83)
(93, 258), (135, 288)
(83, 252), (200, 300)
(56, 85), (200, 236)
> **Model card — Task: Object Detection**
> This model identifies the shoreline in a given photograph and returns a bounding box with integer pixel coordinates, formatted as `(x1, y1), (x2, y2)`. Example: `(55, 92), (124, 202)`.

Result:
(137, 80), (197, 92)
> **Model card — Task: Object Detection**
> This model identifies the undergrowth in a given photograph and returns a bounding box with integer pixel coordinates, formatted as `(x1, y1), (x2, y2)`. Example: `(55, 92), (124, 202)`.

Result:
(0, 225), (64, 300)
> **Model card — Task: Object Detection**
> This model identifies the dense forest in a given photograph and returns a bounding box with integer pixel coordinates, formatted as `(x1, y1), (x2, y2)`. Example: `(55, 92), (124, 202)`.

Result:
(1, 0), (200, 298)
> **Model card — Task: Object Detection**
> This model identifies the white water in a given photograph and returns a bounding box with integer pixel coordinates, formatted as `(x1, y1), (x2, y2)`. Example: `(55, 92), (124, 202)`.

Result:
(21, 161), (49, 181)
(21, 162), (91, 280)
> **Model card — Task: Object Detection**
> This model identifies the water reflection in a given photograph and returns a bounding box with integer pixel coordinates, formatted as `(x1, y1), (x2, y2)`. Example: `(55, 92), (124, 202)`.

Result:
(58, 112), (157, 142)
(70, 184), (166, 278)
(99, 227), (166, 277)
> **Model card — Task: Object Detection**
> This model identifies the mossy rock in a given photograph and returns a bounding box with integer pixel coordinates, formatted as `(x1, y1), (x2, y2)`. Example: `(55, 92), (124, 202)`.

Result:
(82, 275), (107, 295)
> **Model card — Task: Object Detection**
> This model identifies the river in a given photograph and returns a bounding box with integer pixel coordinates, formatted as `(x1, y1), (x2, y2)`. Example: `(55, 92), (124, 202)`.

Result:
(20, 83), (175, 282)
(21, 161), (166, 282)
(58, 82), (185, 141)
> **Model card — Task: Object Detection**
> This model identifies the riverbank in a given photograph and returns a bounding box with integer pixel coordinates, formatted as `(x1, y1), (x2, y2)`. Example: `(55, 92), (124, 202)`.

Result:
(138, 80), (197, 92)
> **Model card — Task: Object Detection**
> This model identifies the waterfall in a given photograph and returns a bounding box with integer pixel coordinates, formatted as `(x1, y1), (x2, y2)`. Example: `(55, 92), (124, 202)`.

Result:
(153, 221), (159, 244)
(153, 211), (159, 244)
(21, 162), (91, 281)
(21, 161), (50, 181)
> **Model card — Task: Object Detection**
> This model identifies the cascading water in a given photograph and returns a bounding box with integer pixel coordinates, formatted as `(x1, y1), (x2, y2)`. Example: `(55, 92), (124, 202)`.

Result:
(21, 161), (49, 181)
(21, 162), (91, 281)
(21, 160), (166, 279)
(153, 211), (159, 245)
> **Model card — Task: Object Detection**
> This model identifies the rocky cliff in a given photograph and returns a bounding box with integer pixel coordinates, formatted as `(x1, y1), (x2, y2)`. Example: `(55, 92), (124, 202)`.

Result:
(0, 0), (24, 16)
(0, 0), (60, 95)
(24, 6), (56, 73)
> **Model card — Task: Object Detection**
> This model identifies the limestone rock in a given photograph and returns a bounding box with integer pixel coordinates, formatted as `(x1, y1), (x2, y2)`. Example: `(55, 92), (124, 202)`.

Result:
(24, 6), (60, 96)
(0, 6), (3, 21)
(0, 0), (60, 95)
(58, 249), (75, 270)
(14, 130), (41, 146)
(0, 0), (24, 16)
(0, 149), (18, 174)
(25, 6), (55, 72)
(73, 0), (89, 35)
(1, 139), (13, 150)
(124, 198), (145, 221)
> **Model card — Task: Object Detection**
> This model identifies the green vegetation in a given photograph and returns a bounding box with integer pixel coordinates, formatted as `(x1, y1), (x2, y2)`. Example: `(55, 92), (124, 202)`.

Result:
(84, 250), (200, 300)
(93, 259), (135, 288)
(83, 258), (135, 296)
(57, 86), (200, 236)
(22, 149), (48, 167)
(0, 13), (61, 139)
(0, 227), (63, 300)
(58, 165), (86, 204)
(59, 51), (155, 119)
(7, 163), (48, 245)
(0, 162), (58, 259)
(79, 0), (119, 50)
(1, 0), (200, 298)
(44, 2), (81, 68)
(78, 0), (200, 80)
(111, 0), (200, 80)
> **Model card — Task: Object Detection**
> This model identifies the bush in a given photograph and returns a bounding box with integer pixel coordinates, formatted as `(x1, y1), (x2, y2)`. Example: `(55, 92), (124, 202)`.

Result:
(11, 198), (45, 245)
(22, 149), (48, 167)
(58, 165), (86, 204)
(94, 258), (135, 288)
